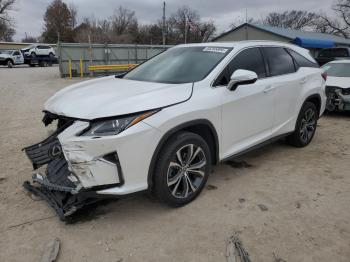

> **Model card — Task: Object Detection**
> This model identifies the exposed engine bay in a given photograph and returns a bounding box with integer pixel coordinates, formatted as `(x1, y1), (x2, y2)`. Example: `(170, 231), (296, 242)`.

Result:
(326, 86), (350, 111)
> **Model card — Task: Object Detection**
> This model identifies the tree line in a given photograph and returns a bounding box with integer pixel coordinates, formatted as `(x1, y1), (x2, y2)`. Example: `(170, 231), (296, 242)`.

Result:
(1, 0), (350, 44)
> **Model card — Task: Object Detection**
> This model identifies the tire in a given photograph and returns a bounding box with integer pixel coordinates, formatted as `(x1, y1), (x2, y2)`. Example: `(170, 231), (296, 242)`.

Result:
(153, 131), (212, 207)
(7, 59), (13, 68)
(31, 52), (36, 59)
(286, 101), (318, 147)
(49, 53), (54, 66)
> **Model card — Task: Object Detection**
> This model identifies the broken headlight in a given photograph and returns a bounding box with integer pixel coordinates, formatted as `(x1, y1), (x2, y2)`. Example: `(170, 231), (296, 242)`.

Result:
(82, 110), (158, 136)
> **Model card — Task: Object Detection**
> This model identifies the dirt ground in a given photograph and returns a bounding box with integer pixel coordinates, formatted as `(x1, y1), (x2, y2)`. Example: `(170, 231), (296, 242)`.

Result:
(0, 66), (349, 262)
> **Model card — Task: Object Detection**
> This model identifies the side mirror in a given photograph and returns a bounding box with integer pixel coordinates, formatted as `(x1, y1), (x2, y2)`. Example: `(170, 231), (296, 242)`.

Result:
(227, 69), (258, 91)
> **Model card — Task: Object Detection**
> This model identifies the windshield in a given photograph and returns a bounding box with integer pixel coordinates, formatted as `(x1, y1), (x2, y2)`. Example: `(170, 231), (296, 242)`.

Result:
(323, 63), (350, 77)
(123, 46), (232, 84)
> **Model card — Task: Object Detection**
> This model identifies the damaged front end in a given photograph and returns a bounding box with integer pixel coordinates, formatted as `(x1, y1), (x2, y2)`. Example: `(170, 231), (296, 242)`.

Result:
(23, 112), (123, 221)
(326, 86), (350, 111)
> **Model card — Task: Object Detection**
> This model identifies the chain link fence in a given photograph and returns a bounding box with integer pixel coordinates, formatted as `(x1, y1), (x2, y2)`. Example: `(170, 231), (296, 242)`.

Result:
(58, 43), (171, 78)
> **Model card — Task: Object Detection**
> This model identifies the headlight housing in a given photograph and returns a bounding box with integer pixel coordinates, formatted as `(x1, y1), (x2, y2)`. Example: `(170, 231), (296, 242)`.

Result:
(81, 110), (158, 136)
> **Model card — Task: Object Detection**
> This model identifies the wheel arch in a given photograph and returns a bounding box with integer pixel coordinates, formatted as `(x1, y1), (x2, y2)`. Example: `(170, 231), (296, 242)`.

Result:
(147, 119), (219, 189)
(5, 58), (14, 64)
(304, 94), (321, 117)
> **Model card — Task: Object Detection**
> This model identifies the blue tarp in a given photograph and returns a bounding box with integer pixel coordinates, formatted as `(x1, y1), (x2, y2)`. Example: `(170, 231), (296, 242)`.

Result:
(293, 37), (334, 48)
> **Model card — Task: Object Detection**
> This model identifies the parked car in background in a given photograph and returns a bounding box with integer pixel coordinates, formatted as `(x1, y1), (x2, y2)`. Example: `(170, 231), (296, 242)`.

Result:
(323, 60), (350, 111)
(21, 44), (56, 59)
(23, 41), (326, 220)
(316, 47), (350, 66)
(0, 49), (24, 68)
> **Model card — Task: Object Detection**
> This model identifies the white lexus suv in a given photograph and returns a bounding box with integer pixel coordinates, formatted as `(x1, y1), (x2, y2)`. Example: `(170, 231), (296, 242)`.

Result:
(23, 41), (326, 220)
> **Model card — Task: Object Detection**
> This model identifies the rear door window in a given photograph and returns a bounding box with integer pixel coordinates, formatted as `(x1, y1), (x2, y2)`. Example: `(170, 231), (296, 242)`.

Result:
(287, 49), (319, 69)
(263, 47), (295, 76)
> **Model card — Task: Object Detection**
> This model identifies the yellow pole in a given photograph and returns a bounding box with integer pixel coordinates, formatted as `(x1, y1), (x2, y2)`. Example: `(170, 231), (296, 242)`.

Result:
(80, 59), (83, 77)
(68, 59), (72, 79)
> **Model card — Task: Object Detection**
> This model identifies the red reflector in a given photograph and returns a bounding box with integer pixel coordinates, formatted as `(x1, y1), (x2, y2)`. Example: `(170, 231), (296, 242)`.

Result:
(321, 72), (327, 81)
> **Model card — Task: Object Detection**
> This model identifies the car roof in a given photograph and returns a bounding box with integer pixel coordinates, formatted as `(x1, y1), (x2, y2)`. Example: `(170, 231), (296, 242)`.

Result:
(174, 40), (312, 60)
(327, 59), (350, 64)
(176, 40), (302, 48)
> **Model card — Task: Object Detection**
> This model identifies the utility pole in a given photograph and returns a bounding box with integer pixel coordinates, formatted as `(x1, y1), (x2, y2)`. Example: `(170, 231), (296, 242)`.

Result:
(245, 8), (248, 40)
(162, 2), (166, 45)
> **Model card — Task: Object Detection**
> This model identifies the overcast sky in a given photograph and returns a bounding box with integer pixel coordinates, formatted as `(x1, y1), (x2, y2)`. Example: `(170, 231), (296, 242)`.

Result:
(9, 0), (333, 41)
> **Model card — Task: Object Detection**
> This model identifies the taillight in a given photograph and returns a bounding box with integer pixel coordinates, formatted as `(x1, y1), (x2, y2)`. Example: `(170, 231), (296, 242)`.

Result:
(321, 72), (327, 81)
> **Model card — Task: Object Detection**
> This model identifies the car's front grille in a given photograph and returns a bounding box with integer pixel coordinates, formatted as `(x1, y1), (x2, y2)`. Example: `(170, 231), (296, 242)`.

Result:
(24, 136), (61, 169)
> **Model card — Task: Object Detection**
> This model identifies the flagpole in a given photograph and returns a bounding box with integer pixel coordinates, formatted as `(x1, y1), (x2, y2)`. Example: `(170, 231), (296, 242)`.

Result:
(184, 17), (187, 44)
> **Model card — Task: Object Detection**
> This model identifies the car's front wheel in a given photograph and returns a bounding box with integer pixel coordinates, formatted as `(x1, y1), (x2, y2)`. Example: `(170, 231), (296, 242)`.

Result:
(7, 60), (13, 68)
(153, 132), (211, 207)
(287, 101), (318, 147)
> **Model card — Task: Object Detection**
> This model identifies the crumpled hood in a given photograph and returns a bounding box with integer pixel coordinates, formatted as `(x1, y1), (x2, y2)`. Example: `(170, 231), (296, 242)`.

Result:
(326, 76), (350, 89)
(45, 76), (193, 119)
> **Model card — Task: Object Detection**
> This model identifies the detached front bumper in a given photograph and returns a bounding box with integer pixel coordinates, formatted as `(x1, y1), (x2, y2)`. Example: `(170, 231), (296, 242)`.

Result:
(23, 126), (104, 220)
(23, 119), (124, 220)
(23, 113), (160, 220)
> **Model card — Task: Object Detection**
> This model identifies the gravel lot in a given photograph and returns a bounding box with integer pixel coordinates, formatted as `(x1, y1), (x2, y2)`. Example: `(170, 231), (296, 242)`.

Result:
(0, 66), (349, 262)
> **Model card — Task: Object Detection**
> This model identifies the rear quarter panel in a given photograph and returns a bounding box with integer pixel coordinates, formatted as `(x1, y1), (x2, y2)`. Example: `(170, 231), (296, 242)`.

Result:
(296, 67), (326, 117)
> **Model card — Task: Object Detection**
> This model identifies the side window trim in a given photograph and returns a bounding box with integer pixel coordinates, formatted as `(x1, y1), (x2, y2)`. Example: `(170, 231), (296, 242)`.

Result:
(259, 47), (271, 77)
(284, 48), (298, 72)
(212, 46), (268, 87)
(261, 46), (297, 78)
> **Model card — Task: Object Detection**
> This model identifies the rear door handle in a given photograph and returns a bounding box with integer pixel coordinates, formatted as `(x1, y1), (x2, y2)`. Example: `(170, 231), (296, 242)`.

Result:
(263, 86), (274, 93)
(300, 78), (307, 84)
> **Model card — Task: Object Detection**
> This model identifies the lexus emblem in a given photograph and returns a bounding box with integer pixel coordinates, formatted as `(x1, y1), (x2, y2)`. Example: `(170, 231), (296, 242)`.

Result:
(51, 145), (62, 157)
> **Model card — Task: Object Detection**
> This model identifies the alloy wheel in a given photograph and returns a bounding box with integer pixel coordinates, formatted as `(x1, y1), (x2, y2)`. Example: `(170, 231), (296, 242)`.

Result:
(299, 108), (316, 143)
(167, 144), (207, 199)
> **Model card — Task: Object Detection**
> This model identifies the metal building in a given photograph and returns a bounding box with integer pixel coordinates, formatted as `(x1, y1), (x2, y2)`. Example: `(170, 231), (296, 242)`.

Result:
(212, 23), (350, 57)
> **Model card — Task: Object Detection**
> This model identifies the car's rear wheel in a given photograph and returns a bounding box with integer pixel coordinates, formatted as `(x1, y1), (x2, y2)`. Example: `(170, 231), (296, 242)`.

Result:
(153, 132), (211, 206)
(286, 101), (318, 147)
(7, 60), (13, 68)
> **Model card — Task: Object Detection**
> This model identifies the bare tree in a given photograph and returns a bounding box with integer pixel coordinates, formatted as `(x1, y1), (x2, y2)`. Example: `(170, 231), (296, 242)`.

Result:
(74, 16), (112, 43)
(315, 0), (350, 38)
(199, 20), (216, 42)
(71, 5), (216, 44)
(69, 3), (78, 28)
(263, 10), (318, 30)
(111, 6), (137, 35)
(21, 33), (38, 43)
(0, 0), (15, 21)
(0, 0), (15, 41)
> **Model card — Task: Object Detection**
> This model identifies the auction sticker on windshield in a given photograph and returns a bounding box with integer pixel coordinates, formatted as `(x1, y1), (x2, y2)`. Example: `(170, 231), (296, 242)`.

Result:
(203, 47), (229, 53)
